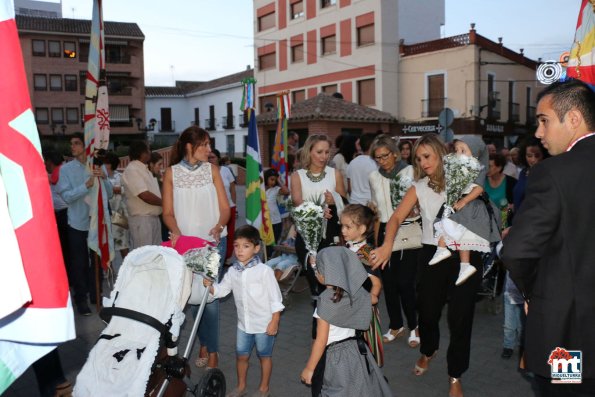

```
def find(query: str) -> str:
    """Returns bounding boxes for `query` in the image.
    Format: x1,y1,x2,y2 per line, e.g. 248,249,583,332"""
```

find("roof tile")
257,93,397,124
16,15,144,38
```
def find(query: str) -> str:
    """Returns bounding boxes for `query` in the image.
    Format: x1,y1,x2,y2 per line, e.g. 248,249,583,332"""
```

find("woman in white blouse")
162,126,230,370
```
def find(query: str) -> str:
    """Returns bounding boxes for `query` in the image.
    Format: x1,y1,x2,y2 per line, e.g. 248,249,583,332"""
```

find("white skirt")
435,218,491,253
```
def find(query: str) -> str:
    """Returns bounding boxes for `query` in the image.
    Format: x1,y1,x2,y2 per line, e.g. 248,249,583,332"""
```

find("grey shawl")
316,247,371,331
454,135,489,184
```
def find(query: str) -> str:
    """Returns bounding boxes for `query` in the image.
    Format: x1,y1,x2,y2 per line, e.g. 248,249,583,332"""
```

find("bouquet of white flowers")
390,174,413,209
183,245,221,280
443,153,482,217
291,201,325,259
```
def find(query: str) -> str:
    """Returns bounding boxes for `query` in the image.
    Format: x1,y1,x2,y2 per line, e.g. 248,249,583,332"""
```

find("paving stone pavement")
5,185,536,396
5,283,535,397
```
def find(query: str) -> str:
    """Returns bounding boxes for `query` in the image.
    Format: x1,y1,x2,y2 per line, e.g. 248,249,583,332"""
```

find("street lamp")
60,124,67,135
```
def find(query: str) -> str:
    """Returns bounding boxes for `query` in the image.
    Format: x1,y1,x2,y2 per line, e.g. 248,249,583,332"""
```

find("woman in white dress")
290,134,347,299
162,126,230,370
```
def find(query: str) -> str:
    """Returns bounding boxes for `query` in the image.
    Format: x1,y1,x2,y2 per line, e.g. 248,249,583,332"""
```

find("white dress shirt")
212,262,284,333
346,155,378,205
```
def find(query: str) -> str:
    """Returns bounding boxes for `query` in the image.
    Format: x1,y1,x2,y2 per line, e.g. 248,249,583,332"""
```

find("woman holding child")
162,126,230,370
371,134,482,397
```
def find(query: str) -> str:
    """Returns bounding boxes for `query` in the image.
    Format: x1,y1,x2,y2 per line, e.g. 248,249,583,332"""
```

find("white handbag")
392,217,423,251
378,173,423,251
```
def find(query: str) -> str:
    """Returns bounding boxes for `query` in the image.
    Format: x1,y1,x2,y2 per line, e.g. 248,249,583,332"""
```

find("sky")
53,0,581,86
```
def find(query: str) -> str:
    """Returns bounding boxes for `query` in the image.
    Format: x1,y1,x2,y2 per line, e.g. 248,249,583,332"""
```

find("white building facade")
145,69,253,156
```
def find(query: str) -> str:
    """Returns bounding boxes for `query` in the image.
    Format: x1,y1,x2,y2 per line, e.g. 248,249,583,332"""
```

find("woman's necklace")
427,178,441,193
306,168,326,183
181,158,202,171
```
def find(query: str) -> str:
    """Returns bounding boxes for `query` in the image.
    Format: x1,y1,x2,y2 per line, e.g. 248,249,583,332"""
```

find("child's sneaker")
455,263,477,286
429,247,452,265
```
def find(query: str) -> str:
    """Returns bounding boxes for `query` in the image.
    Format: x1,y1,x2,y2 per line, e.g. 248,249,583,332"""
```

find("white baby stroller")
74,245,226,396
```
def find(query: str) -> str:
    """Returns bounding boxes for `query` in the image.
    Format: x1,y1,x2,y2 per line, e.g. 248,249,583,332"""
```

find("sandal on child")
195,356,208,368
382,327,405,343
429,248,452,265
408,328,420,348
455,264,477,286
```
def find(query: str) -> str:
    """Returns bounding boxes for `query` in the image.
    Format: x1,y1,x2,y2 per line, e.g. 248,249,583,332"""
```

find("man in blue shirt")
57,133,112,315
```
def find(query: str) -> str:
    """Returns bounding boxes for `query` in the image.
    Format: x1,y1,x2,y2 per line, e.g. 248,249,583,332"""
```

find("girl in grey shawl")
300,246,393,397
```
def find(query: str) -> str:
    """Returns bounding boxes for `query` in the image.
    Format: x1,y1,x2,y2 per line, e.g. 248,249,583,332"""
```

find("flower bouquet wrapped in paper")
291,201,325,262
183,245,221,281
442,153,481,218
389,174,413,208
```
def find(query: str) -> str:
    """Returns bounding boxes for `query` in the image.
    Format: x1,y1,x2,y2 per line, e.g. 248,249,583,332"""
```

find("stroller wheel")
197,368,226,397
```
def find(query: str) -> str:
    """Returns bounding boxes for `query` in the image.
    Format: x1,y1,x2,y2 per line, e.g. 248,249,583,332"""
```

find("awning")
109,105,130,122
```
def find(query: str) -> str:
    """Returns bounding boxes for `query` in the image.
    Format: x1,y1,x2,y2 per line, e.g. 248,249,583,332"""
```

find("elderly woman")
290,134,347,298
371,134,481,397
368,134,420,347
162,126,230,370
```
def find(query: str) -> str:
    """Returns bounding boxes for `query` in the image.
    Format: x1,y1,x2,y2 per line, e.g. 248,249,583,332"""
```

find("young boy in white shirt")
203,225,284,397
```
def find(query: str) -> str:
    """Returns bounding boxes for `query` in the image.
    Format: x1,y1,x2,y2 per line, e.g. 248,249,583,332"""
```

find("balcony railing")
221,115,234,129
526,106,536,125
108,86,133,96
509,102,520,122
421,97,447,118
487,99,501,120
238,114,248,128
158,120,175,132
106,54,131,64
205,118,215,131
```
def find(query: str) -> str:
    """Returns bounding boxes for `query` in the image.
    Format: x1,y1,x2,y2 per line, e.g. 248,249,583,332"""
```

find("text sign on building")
401,123,443,135
485,123,504,133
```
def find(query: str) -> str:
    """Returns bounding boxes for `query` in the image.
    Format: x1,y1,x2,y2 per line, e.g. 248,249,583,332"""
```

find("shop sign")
401,123,443,134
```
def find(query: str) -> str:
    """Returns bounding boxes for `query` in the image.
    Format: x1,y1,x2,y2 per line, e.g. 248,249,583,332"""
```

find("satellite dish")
438,108,454,128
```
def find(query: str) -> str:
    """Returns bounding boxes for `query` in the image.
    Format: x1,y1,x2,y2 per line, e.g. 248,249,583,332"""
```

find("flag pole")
94,253,101,311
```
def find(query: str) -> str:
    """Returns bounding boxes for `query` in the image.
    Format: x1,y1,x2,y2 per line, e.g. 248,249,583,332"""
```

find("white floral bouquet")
183,245,221,281
290,201,325,259
390,174,413,209
443,153,482,217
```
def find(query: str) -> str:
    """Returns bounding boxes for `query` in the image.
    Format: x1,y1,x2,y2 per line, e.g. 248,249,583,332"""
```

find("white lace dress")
172,162,227,243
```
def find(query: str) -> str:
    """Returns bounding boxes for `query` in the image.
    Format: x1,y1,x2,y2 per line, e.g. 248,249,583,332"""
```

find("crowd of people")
38,79,595,397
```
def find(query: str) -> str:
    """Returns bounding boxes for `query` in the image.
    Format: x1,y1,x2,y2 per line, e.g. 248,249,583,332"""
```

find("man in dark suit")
502,79,595,396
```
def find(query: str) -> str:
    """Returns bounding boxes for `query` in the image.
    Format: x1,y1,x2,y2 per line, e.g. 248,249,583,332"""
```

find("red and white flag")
0,1,75,393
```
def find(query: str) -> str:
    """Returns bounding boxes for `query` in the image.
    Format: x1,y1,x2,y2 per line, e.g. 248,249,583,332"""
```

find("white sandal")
408,328,420,348
382,327,405,343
